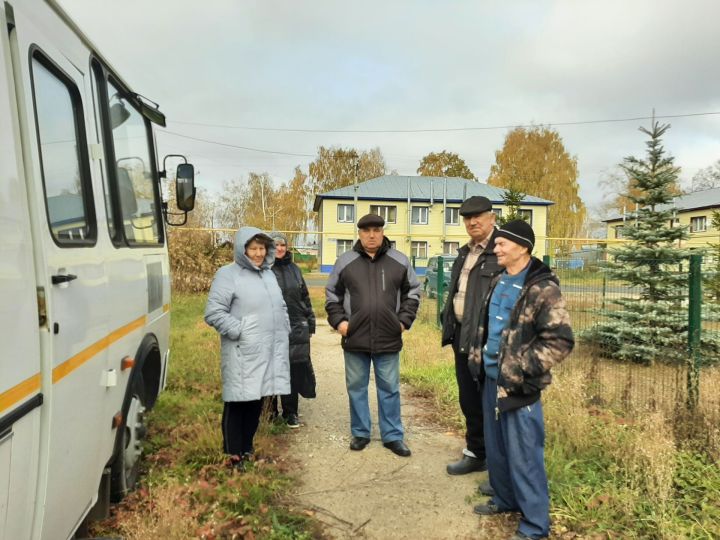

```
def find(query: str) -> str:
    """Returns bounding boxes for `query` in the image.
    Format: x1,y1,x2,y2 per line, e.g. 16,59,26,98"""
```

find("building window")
336,239,353,256
370,205,397,223
518,209,533,225
492,208,502,218
31,53,96,246
445,207,459,225
411,241,428,259
690,216,707,232
443,241,459,254
614,225,624,239
411,206,428,225
337,204,354,223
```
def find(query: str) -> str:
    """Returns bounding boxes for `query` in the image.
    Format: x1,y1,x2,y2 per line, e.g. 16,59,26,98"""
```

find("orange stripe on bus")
0,373,41,414
52,315,147,384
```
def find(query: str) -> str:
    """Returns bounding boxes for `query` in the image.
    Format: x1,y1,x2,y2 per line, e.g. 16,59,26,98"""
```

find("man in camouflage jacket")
469,220,574,540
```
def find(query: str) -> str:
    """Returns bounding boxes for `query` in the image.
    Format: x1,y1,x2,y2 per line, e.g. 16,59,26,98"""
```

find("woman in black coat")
267,232,316,427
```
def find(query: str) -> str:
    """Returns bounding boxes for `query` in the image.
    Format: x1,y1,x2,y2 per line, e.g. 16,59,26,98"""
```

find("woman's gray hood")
234,226,275,270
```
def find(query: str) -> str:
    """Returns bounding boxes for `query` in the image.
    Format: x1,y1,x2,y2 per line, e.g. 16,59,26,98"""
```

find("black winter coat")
440,233,503,354
272,252,315,364
326,238,421,354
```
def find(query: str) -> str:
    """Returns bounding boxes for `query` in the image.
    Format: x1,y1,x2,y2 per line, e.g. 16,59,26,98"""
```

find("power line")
167,110,720,134
158,129,315,157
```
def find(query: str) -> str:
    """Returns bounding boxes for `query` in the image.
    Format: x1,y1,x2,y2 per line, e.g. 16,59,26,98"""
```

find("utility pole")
352,151,359,241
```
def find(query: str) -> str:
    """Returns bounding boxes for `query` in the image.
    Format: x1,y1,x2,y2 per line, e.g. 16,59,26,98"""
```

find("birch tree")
487,126,586,238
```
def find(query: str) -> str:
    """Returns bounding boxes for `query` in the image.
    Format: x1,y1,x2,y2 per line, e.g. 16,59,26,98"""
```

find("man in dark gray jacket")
441,196,503,476
326,213,421,457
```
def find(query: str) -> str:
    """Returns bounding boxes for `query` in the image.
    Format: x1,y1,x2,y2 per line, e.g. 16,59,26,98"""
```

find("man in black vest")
441,196,503,478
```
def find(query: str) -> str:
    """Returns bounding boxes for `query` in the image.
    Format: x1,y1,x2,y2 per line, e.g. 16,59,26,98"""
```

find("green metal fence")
426,253,720,428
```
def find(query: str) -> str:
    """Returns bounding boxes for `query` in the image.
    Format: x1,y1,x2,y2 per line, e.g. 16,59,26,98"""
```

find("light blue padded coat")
204,227,291,401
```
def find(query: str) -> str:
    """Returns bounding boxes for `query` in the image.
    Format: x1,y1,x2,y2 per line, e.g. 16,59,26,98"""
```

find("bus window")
31,53,96,245
106,79,161,245
90,60,117,241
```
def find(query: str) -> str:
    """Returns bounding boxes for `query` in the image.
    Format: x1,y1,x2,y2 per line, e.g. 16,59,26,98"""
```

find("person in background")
325,213,421,457
470,220,574,540
204,227,290,468
265,231,317,428
440,196,502,490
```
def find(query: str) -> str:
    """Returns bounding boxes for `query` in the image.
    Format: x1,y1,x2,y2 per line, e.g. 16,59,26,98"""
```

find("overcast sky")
58,0,720,211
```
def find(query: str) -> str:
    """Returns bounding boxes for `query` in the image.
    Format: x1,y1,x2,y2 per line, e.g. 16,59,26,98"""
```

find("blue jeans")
483,376,549,539
343,351,404,442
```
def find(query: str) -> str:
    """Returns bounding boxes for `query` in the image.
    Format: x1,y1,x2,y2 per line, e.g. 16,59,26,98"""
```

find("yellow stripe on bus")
52,315,147,384
2,314,151,413
0,373,41,414
163,304,170,313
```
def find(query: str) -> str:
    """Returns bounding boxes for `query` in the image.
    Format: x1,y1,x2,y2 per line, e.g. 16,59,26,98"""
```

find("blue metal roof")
313,176,553,211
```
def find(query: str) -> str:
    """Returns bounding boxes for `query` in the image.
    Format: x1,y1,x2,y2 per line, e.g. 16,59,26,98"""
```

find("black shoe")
285,413,300,428
383,440,411,457
477,479,494,496
446,455,487,475
349,436,371,451
473,502,510,516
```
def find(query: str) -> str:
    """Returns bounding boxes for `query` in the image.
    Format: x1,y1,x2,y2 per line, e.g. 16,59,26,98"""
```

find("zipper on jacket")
369,259,376,353
381,268,386,291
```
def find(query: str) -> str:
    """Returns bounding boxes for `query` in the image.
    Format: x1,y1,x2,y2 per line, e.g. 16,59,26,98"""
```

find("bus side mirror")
175,163,195,212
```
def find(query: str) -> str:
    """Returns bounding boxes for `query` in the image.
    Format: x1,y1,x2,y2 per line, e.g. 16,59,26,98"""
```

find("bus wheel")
111,373,147,502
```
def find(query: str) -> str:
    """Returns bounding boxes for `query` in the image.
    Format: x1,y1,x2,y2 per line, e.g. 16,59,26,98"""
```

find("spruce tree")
586,123,690,364
498,186,527,225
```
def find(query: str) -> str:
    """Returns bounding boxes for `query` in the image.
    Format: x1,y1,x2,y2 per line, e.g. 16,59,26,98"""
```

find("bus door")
9,10,111,539
0,7,42,540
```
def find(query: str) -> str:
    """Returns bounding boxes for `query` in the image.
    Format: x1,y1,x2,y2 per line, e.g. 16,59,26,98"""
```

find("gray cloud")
59,0,720,209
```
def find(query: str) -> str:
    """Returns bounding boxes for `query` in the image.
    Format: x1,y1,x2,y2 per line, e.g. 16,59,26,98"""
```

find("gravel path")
284,320,515,539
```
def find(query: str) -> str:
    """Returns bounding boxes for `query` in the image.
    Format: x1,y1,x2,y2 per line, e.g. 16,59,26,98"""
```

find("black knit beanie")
495,220,535,252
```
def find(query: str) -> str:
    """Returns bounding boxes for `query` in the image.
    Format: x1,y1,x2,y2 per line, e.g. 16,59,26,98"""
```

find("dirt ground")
282,320,517,539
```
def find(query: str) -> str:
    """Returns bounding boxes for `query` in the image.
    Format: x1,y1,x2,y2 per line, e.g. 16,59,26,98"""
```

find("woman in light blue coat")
205,227,291,465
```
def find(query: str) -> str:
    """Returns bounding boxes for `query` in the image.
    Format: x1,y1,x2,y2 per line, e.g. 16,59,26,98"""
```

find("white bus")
0,1,195,538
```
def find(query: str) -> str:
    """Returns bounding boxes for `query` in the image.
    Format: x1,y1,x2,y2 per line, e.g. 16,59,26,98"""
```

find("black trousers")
222,400,263,455
452,323,486,460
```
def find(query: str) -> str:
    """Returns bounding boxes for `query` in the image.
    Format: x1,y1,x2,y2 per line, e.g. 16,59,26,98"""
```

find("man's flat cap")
357,213,385,228
459,196,492,216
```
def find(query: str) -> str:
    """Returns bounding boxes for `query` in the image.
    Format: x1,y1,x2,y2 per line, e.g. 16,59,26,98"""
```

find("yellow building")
604,187,720,249
313,176,552,274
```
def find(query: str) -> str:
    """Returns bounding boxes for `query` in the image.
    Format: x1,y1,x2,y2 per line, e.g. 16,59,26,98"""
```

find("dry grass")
557,344,720,456
112,480,199,540
546,368,679,499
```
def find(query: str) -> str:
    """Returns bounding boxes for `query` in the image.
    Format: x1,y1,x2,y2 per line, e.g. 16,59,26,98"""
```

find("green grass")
91,293,316,540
